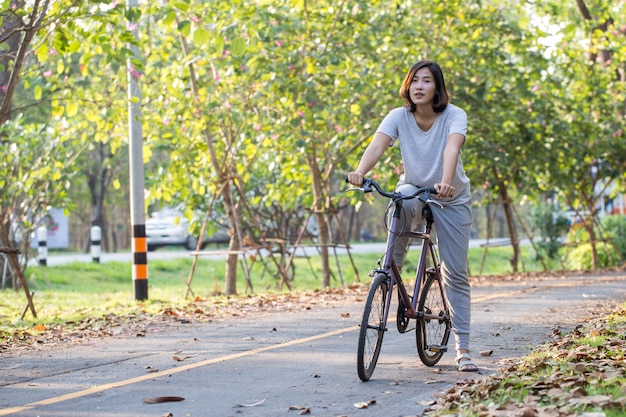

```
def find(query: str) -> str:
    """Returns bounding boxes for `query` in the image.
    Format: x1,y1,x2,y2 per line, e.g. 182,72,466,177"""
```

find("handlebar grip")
345,175,369,187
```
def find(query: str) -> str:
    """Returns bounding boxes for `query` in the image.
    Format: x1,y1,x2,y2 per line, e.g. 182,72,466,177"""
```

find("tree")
136,1,407,292
423,1,555,273
134,0,581,286
0,1,131,281
534,0,626,268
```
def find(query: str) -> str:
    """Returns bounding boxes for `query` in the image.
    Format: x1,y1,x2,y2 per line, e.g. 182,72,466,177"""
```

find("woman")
347,59,476,372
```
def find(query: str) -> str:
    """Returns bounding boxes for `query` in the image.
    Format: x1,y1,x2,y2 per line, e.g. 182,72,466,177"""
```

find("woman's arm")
347,133,392,186
435,132,465,197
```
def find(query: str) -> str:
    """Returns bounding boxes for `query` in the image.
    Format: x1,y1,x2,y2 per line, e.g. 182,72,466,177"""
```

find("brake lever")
426,198,444,209
346,185,374,193
346,186,365,192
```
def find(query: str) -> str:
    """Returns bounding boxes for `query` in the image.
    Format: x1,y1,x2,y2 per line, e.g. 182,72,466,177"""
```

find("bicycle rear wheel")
357,273,388,381
415,270,451,366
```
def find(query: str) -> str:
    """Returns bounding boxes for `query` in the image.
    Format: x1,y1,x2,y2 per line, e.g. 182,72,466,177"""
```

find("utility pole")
127,0,148,300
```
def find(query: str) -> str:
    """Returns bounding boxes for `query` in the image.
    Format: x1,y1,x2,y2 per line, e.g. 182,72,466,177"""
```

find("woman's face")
409,67,437,106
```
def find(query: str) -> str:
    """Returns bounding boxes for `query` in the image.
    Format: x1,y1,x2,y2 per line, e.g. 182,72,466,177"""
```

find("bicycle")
347,178,452,381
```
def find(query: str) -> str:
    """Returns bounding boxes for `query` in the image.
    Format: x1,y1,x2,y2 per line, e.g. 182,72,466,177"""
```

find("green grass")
0,245,558,331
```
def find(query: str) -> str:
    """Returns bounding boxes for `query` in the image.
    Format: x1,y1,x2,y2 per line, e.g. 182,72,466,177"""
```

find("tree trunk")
179,28,243,295
307,149,331,287
222,181,240,295
84,142,110,252
495,172,521,273
584,216,599,269
504,205,520,272
0,1,23,130
0,1,49,126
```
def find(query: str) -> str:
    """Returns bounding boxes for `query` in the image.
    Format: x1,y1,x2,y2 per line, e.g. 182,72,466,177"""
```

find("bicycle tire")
415,270,451,366
357,273,388,381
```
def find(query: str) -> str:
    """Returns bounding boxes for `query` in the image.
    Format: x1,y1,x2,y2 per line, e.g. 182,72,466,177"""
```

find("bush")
566,222,589,245
566,242,620,270
528,204,569,260
601,215,626,260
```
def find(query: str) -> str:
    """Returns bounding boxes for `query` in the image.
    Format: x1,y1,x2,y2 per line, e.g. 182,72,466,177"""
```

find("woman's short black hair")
399,60,450,113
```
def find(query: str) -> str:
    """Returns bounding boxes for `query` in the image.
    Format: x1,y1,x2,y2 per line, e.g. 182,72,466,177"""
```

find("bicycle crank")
396,295,412,333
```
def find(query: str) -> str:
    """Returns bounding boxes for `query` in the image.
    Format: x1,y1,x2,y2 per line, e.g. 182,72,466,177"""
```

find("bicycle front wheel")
415,271,451,367
357,273,388,381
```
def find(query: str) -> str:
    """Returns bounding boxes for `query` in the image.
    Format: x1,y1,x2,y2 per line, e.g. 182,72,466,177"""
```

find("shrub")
601,215,626,260
528,204,569,260
566,242,620,270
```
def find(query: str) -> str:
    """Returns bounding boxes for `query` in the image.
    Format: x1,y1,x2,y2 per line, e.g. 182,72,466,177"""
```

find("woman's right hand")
346,172,364,187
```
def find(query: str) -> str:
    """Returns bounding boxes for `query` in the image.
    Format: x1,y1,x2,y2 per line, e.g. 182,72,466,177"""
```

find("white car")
145,208,230,251
146,208,196,251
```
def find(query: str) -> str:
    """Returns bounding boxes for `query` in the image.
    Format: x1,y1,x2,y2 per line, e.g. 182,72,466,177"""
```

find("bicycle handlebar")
345,177,441,206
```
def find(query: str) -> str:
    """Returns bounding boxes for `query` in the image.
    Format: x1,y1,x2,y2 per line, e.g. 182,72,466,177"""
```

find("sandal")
456,353,479,372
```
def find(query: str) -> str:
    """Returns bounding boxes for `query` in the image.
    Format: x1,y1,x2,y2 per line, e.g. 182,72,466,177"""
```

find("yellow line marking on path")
473,290,531,303
472,274,626,304
0,325,359,416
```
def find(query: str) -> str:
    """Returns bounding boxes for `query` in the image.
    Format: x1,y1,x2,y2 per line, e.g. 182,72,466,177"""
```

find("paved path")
1,272,624,417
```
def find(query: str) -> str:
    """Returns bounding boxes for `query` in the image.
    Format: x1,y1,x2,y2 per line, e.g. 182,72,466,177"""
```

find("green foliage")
565,215,626,270
567,223,591,246
527,203,569,259
566,242,619,270
530,0,626,233
0,118,77,255
1,0,137,270
2,0,626,290
13,1,131,125
601,215,626,260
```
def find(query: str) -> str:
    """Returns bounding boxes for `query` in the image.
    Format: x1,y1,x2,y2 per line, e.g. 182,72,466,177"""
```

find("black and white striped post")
90,225,101,263
36,226,47,266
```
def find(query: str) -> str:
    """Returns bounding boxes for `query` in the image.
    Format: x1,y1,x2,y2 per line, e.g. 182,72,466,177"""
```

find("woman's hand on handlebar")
434,182,455,198
347,172,365,187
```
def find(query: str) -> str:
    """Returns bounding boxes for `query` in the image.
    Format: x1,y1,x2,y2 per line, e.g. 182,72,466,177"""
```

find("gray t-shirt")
376,104,471,205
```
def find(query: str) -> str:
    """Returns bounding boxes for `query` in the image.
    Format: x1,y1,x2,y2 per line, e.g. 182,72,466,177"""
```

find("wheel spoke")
416,270,451,366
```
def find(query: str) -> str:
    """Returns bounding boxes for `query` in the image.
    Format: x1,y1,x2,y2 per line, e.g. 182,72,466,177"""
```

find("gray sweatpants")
390,184,473,352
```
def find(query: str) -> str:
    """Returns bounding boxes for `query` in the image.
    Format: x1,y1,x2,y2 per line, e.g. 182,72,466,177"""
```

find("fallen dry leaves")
142,396,185,404
424,306,626,417
288,405,312,415
0,284,369,354
0,272,538,354
354,399,377,409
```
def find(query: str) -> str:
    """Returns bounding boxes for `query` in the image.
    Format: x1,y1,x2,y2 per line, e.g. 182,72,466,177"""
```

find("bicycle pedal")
427,345,448,353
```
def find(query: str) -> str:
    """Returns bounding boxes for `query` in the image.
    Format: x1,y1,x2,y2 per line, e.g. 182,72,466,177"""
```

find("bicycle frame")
378,198,442,328
353,178,452,380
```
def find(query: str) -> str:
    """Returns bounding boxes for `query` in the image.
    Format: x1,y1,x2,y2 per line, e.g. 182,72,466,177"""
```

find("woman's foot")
455,352,478,372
